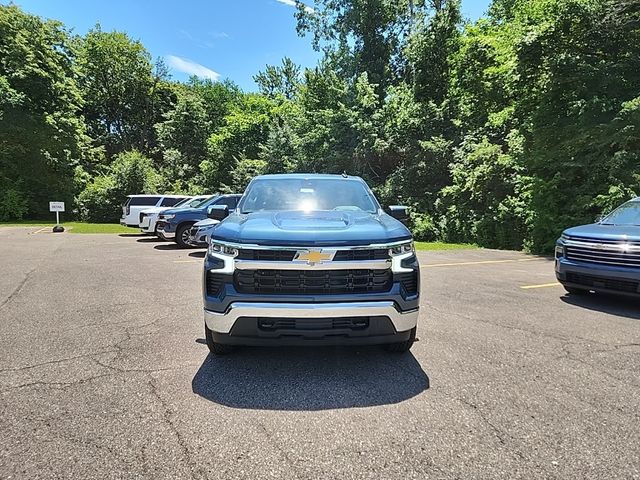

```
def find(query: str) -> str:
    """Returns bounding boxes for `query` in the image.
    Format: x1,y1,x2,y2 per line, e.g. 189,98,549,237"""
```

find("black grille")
566,272,639,293
257,317,370,331
396,271,418,296
333,249,389,261
236,249,296,261
234,269,392,295
206,272,226,296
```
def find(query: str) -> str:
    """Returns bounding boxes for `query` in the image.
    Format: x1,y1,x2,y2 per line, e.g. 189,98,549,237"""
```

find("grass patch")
414,241,478,251
0,221,133,234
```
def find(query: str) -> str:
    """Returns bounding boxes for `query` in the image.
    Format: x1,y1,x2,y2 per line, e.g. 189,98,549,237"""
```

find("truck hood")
211,210,411,246
141,206,171,215
160,207,203,216
193,218,220,228
563,223,640,241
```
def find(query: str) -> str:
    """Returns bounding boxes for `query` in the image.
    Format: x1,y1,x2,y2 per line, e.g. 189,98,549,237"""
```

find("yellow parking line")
520,282,561,289
32,227,49,234
423,258,539,268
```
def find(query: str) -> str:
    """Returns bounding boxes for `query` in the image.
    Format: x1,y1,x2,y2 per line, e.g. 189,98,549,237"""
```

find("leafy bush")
76,150,159,222
0,186,29,221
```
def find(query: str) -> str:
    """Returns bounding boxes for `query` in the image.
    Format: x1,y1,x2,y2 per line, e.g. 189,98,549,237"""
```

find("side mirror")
386,205,409,222
595,214,604,223
208,205,229,221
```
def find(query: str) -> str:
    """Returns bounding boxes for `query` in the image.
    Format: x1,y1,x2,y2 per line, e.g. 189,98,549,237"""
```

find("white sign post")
49,202,65,232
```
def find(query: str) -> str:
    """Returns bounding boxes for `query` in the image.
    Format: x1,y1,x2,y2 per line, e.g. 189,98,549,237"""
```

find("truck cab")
156,194,241,248
201,174,420,355
555,198,640,296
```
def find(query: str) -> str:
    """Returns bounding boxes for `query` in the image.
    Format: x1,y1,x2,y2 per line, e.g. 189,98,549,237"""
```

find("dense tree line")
1,1,638,252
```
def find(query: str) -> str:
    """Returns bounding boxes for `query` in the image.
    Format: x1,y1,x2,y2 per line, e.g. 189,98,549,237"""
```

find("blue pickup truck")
556,198,640,296
201,174,420,355
156,194,241,248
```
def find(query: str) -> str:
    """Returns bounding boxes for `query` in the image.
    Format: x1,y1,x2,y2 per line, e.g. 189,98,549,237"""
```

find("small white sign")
49,202,65,212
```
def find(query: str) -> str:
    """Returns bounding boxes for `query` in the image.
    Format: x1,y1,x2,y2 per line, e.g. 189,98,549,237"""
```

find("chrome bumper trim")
157,228,175,239
204,301,419,334
234,259,392,271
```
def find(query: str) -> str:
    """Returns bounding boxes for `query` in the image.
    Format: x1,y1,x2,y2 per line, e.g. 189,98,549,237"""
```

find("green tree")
0,5,88,218
77,25,171,158
254,57,302,100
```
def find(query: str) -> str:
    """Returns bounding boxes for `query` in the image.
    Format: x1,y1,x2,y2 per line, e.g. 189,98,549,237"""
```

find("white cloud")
210,31,230,39
276,0,314,14
165,55,220,80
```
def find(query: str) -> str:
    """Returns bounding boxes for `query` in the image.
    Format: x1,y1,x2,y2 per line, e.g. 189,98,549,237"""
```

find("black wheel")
175,223,194,248
564,286,589,295
205,323,235,355
383,327,416,353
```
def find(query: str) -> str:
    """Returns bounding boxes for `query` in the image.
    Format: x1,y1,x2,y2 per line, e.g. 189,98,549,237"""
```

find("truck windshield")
600,201,640,225
240,178,379,214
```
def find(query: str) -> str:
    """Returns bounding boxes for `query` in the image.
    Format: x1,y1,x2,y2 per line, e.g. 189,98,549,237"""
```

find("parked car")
120,195,188,228
556,197,640,297
201,173,419,355
139,196,209,235
187,218,219,247
156,194,242,248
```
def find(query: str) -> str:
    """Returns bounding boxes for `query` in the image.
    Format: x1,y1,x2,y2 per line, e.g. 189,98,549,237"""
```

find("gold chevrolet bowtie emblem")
296,250,334,264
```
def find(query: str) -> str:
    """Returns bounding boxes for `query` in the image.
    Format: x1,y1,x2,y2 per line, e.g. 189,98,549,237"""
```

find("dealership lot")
0,227,638,479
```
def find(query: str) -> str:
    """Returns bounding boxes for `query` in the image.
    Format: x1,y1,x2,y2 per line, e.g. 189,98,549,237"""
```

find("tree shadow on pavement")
561,292,640,320
137,237,164,243
192,346,429,410
154,243,182,251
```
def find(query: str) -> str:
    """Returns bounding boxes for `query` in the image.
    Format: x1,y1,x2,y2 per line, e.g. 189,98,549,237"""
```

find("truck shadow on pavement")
561,293,640,320
191,346,429,410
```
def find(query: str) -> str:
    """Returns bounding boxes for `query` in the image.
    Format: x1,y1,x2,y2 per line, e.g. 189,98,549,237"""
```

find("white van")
120,195,188,228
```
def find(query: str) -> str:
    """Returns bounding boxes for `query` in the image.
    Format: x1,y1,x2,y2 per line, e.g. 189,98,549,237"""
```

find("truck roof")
253,173,363,181
125,194,187,198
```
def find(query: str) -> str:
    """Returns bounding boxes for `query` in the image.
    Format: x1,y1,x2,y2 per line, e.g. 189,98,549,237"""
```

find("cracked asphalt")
1,227,639,479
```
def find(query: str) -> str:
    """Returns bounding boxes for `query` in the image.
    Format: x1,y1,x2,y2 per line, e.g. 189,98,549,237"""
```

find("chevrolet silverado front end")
201,174,420,354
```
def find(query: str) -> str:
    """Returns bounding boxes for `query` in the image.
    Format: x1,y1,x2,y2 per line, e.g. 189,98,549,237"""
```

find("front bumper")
188,226,212,247
556,256,640,296
140,215,158,233
205,301,418,346
205,301,418,333
202,241,420,345
156,221,176,240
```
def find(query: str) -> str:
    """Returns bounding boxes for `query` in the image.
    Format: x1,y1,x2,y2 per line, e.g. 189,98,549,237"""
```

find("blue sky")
13,0,491,91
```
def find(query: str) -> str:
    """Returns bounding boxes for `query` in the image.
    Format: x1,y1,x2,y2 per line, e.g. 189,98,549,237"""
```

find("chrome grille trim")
564,238,640,267
235,259,391,271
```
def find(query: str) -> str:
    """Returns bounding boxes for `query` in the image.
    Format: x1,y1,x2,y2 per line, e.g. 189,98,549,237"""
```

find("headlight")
161,214,175,220
555,245,564,258
389,241,414,256
209,242,238,257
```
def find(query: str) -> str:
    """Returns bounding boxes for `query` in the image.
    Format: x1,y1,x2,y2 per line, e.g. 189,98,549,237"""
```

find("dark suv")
156,194,241,248
201,174,420,355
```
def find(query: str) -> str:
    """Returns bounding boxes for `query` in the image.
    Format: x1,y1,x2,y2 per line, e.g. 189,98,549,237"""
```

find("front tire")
175,223,194,248
205,323,235,355
383,327,416,353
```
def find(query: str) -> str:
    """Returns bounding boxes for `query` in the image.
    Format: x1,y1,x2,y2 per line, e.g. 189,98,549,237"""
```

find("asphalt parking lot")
1,227,639,479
